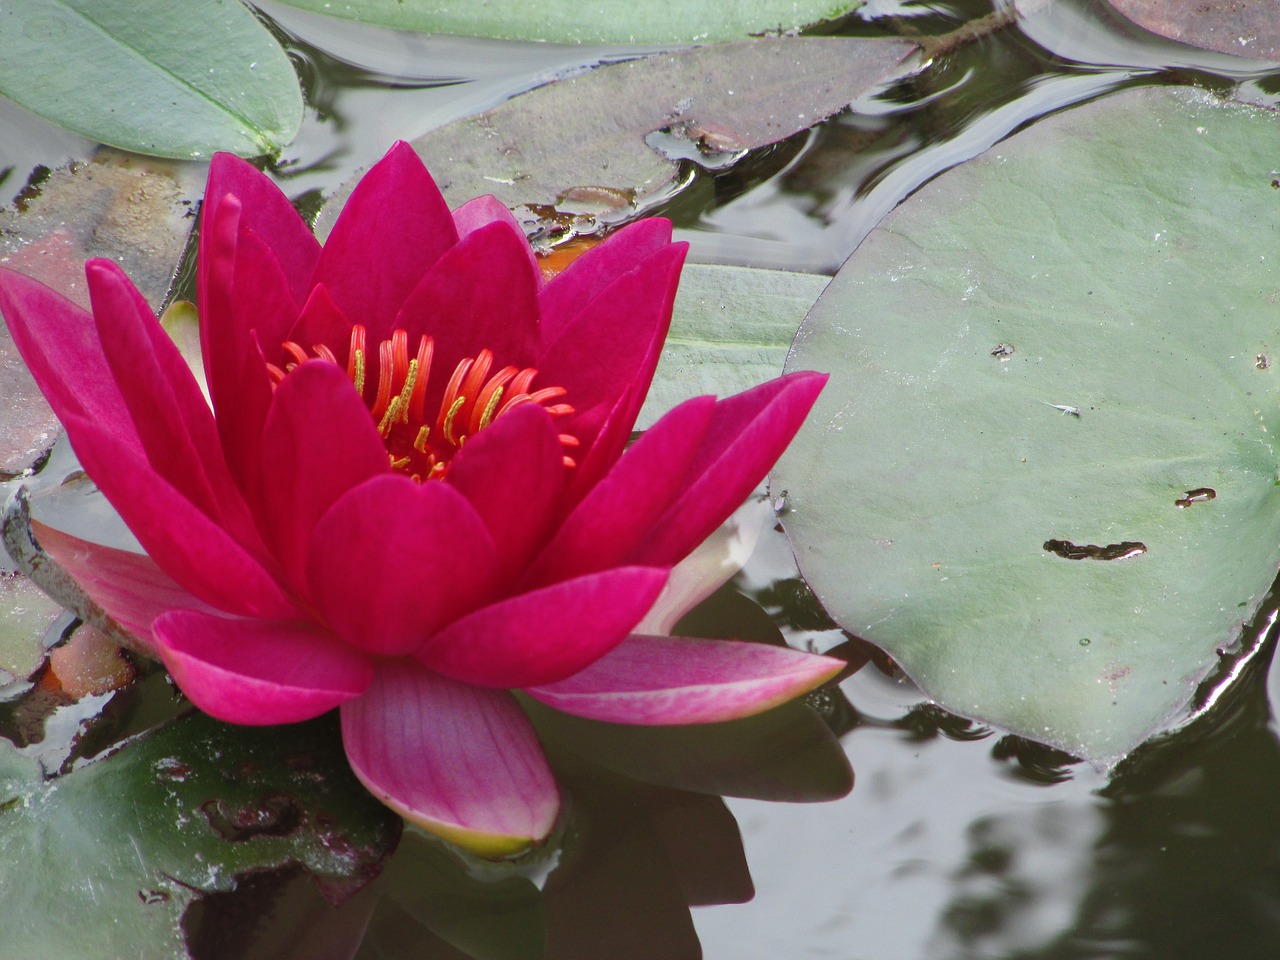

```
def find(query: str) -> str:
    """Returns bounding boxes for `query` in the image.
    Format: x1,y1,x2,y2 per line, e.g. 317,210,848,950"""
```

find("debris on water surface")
1040,400,1081,417
990,342,1015,359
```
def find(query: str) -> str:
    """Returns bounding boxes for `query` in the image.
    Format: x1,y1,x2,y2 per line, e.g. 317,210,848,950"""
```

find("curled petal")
203,152,321,308
341,663,559,856
154,610,373,725
416,568,668,688
525,634,844,725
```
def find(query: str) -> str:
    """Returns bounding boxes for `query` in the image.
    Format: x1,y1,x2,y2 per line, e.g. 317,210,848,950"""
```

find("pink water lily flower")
0,142,839,855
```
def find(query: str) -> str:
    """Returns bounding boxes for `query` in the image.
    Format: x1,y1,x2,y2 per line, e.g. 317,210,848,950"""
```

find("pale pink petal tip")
153,610,373,725
342,664,559,857
526,635,845,726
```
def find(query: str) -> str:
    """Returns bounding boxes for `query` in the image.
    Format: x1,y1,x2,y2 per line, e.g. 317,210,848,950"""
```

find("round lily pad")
776,85,1280,764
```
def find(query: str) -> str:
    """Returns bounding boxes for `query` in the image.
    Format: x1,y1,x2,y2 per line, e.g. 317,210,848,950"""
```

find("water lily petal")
416,567,668,688
85,260,252,537
284,283,355,366
198,193,288,497
154,610,372,725
525,634,844,725
538,218,674,342
204,152,321,308
630,372,828,567
0,267,143,458
530,395,716,585
308,475,499,656
260,361,389,591
392,219,542,381
315,141,458,343
33,520,217,658
341,662,559,856
452,194,541,274
64,414,301,621
539,243,687,453
445,403,565,580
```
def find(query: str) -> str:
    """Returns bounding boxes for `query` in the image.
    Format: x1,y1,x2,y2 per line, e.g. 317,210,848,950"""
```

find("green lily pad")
775,86,1280,764
0,573,65,684
640,264,828,429
0,711,401,958
271,0,864,45
0,0,302,159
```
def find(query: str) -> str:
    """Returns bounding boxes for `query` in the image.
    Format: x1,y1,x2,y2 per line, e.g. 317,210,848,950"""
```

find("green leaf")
640,264,828,429
1106,0,1280,60
776,86,1280,764
0,711,401,958
0,0,302,158
271,0,864,44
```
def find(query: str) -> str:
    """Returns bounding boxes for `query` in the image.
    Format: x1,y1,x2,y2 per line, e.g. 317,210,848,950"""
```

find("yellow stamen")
413,425,431,453
353,349,366,396
442,396,467,447
478,386,505,430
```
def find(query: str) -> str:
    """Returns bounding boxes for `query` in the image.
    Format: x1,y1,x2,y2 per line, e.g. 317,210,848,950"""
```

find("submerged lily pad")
776,86,1280,764
1106,0,1280,61
0,0,302,158
319,37,915,234
272,0,864,45
0,711,400,958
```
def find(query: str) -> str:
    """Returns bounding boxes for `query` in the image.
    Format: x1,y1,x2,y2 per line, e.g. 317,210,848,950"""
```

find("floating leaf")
319,37,915,233
640,264,828,429
776,86,1280,764
0,0,302,158
1106,0,1280,61
0,711,401,958
271,0,864,45
0,573,64,685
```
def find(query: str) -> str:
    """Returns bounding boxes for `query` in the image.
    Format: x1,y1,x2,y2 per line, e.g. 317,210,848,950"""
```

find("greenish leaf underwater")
776,85,1280,764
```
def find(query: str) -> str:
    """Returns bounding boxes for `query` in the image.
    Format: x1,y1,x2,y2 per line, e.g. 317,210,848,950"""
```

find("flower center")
267,326,578,481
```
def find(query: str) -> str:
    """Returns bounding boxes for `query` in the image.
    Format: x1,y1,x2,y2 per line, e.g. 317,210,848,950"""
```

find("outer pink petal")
392,220,541,384
538,218,674,343
444,403,565,581
529,395,715,586
525,635,844,725
630,372,828,568
314,141,458,343
451,194,541,277
154,610,373,725
341,662,559,856
203,152,322,308
0,267,143,458
65,415,301,621
86,260,252,537
307,475,499,656
33,520,219,658
259,361,389,590
415,567,668,688
538,243,686,454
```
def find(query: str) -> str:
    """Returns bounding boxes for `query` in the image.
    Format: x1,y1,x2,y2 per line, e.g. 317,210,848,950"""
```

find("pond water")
3,1,1280,957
